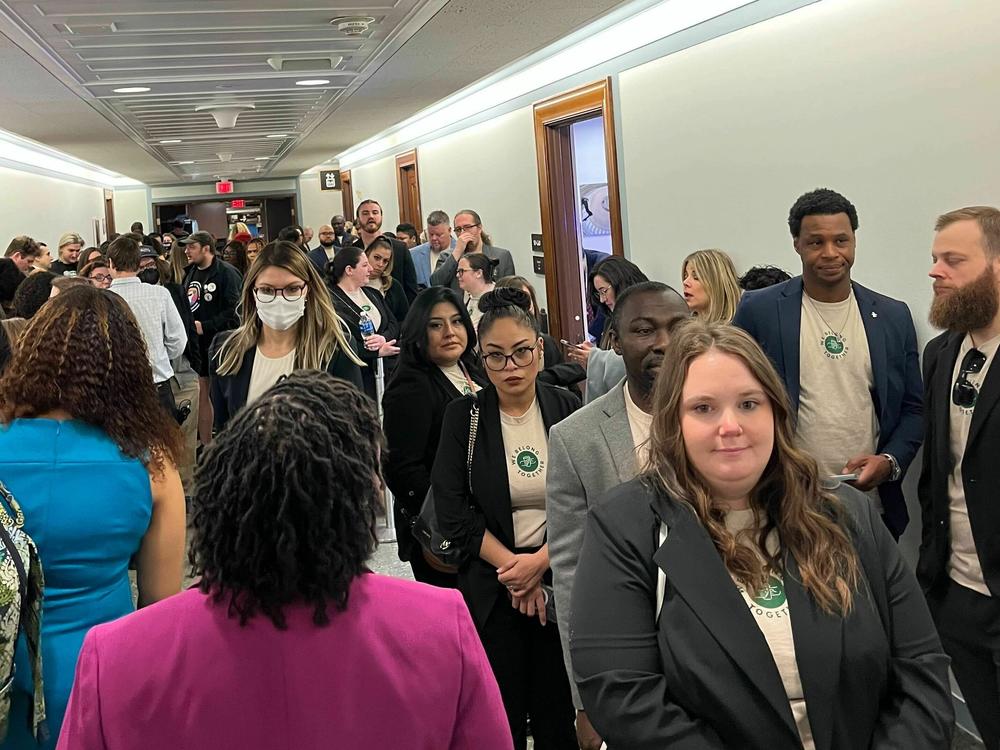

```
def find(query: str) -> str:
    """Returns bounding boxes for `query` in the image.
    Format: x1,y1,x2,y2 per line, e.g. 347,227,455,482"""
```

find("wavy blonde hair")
646,320,860,615
215,241,363,376
365,237,395,292
682,249,742,323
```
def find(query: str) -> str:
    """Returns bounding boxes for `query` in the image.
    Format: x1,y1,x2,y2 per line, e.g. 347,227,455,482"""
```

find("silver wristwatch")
881,453,901,482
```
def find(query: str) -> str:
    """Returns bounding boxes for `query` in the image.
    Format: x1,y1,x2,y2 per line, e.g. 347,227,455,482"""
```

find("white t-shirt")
500,398,548,548
439,363,480,396
726,509,816,750
624,383,653,470
346,287,381,331
947,332,1000,595
247,347,295,406
796,292,880,507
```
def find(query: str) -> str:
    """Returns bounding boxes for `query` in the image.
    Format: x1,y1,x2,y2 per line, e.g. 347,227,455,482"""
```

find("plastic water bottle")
358,310,376,339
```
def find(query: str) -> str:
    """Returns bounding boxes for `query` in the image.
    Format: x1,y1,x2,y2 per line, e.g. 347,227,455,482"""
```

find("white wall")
112,186,152,235
418,107,545,305
350,157,400,229
298,172,343,233
0,164,105,247
619,0,1000,348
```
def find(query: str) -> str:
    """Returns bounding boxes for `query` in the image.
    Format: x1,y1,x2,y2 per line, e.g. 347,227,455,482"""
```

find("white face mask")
256,295,306,331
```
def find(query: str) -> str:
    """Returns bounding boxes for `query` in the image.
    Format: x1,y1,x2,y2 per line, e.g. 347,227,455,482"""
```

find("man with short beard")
919,205,1000,750
307,224,339,274
351,199,418,303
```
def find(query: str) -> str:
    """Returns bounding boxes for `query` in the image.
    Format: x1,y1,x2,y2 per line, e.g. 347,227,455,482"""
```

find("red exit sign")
230,199,246,209
215,180,234,194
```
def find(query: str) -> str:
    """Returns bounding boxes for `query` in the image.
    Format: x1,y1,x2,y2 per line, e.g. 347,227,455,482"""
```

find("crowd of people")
0,187,996,750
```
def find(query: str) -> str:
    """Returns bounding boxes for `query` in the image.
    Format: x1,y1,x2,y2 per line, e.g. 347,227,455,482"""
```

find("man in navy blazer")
733,188,922,539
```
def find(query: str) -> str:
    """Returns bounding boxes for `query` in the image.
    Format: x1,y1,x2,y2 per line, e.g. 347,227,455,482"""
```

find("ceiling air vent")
331,16,375,36
266,56,343,72
194,101,255,129
55,22,120,35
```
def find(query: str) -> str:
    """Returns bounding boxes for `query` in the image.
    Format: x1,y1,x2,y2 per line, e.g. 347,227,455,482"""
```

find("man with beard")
351,199,418,303
733,188,923,539
547,282,689,750
919,206,1000,750
307,224,340,274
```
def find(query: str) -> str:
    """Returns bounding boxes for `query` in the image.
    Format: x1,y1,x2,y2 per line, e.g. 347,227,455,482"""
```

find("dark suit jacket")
432,382,580,629
208,331,363,430
329,284,399,400
732,276,923,536
307,245,337,276
352,236,419,303
917,331,1000,596
383,359,488,561
570,479,953,750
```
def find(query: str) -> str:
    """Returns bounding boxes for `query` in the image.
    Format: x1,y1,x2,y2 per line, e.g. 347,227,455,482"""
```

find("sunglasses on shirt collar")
952,348,987,409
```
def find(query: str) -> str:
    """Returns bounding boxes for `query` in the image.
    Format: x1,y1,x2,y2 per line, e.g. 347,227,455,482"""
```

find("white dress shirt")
110,276,187,383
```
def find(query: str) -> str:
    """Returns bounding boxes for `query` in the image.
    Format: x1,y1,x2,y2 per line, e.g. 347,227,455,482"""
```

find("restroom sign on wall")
319,170,341,191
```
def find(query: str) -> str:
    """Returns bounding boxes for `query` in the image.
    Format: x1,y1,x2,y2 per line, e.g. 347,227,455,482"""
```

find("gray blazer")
584,347,626,404
430,245,516,290
546,381,638,709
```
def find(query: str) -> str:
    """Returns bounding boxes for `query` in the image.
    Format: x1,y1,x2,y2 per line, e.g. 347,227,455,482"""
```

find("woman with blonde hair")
365,236,408,323
570,320,953,749
681,249,742,323
228,222,252,244
209,241,363,429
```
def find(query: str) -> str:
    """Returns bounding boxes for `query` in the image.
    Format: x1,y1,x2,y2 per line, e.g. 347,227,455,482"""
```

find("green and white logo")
512,446,543,477
752,576,786,609
821,333,848,360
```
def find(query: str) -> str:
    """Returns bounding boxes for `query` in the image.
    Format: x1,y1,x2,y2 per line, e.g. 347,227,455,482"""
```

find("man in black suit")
919,205,1000,749
351,199,419,304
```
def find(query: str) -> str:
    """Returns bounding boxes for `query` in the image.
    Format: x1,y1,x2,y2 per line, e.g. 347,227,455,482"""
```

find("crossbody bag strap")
466,403,480,495
0,483,29,692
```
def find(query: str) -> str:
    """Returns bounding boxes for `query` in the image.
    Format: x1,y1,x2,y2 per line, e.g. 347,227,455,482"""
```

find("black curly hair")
11,272,56,319
788,188,859,238
189,370,384,630
739,265,792,291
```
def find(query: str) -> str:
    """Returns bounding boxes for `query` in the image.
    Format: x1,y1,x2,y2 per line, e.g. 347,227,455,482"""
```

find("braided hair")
189,371,384,629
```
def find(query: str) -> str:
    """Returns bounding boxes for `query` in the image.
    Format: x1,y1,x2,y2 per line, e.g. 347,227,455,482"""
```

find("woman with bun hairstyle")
457,252,497,331
432,287,580,749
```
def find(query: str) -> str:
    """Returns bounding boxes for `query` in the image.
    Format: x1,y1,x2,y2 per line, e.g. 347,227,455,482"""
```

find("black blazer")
352,236,419,303
382,359,488,561
538,333,586,391
329,284,400,400
431,382,581,629
570,479,953,750
917,330,1000,596
208,331,363,430
379,280,409,326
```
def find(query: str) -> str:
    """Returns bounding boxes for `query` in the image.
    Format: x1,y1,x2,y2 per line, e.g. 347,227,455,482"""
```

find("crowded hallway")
0,0,999,748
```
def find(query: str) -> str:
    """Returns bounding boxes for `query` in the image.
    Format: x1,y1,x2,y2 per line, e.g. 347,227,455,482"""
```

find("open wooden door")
533,78,624,343
340,170,354,220
395,150,422,228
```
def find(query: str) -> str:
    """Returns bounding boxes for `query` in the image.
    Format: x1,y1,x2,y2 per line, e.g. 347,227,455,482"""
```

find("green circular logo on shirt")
823,334,844,355
752,576,786,609
516,450,539,473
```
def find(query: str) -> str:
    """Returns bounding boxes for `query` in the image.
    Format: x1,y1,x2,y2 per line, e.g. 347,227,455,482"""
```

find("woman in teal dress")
0,285,187,748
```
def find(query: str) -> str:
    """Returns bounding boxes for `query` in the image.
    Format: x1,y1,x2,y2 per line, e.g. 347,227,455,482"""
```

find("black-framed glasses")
254,284,306,303
455,223,480,234
952,348,987,409
483,345,536,372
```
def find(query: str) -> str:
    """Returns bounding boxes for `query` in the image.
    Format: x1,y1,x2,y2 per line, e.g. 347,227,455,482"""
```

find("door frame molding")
339,169,354,220
395,149,422,228
533,77,623,342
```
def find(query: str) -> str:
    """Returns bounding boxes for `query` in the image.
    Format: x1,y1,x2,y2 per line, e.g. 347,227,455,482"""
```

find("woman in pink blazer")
57,372,512,750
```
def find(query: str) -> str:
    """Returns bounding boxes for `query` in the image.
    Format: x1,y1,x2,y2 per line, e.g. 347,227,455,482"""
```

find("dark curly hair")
189,371,384,630
0,285,184,475
788,188,859,238
11,272,56,319
739,265,792,291
477,287,540,341
0,258,25,311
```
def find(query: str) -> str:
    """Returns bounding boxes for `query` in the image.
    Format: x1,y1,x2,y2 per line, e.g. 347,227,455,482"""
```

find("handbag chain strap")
466,404,480,494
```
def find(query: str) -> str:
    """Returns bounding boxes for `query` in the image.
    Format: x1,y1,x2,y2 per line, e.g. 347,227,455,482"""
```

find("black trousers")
478,589,576,750
929,580,1000,749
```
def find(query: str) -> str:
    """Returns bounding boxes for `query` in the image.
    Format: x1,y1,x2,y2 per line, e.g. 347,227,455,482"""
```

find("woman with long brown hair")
569,320,953,749
0,285,186,748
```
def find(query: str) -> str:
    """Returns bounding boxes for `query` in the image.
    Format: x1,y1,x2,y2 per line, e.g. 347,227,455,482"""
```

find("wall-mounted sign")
531,233,543,254
215,180,234,195
320,170,341,191
230,199,246,209
532,255,545,275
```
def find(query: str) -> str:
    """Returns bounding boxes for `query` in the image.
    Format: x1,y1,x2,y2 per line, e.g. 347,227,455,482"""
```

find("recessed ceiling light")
295,79,330,86
174,161,194,165
266,134,288,139
254,157,271,161
113,86,151,93
159,139,182,144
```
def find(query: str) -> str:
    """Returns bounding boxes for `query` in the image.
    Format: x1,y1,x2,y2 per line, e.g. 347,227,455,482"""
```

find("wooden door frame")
339,169,354,220
533,77,624,343
395,149,422,228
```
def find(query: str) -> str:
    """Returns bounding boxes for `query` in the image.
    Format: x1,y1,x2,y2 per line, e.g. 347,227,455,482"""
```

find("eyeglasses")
483,345,537,372
953,348,987,408
455,268,470,277
254,284,306,303
596,285,612,300
91,274,113,283
455,223,480,234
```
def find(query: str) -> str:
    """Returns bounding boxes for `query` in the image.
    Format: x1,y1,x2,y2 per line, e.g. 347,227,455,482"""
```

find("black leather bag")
411,401,480,570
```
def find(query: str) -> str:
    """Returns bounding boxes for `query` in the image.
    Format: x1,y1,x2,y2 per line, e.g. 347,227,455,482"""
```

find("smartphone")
560,339,583,349
828,473,860,483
